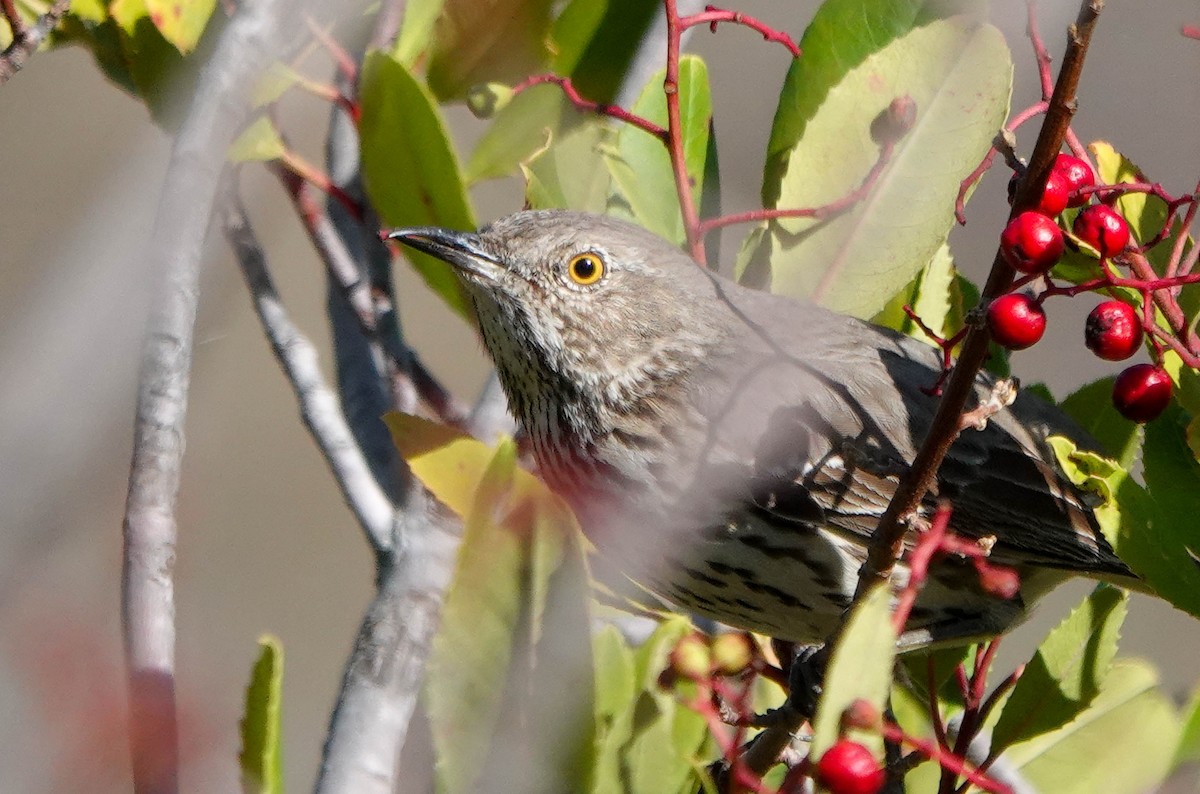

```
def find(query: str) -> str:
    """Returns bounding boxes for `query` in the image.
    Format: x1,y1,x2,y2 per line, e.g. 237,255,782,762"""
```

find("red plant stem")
699,140,895,235
1183,24,1200,40
880,722,1012,794
305,14,357,83
1166,178,1200,278
955,101,1050,224
926,658,951,750
663,0,705,264
1025,1,1055,99
510,74,668,141
278,150,363,221
680,6,801,57
296,79,361,125
1,0,23,37
890,502,952,633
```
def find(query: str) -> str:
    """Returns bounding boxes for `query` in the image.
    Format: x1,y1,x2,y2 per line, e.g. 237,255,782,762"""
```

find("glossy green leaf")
550,0,607,74
228,116,286,163
569,0,660,105
1059,376,1144,470
607,55,711,247
69,0,107,23
1050,434,1200,619
239,635,284,794
144,0,215,53
109,0,192,121
748,19,1011,319
989,586,1126,751
1003,659,1178,794
394,0,445,67
522,121,612,213
762,0,982,205
873,242,958,343
359,50,475,318
388,414,595,794
426,0,556,100
811,584,896,757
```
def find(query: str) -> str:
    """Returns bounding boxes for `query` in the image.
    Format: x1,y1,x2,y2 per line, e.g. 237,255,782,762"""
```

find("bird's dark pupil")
575,257,596,279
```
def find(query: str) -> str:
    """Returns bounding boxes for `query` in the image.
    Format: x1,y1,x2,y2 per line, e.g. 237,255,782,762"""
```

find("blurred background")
1,1,1198,790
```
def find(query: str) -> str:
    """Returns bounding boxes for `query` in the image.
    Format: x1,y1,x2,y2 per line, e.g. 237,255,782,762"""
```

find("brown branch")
0,0,69,86
851,0,1104,602
742,1,1105,778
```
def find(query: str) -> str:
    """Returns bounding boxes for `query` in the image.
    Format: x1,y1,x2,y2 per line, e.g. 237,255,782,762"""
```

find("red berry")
1073,204,1130,258
1052,153,1095,207
1034,169,1071,216
1112,364,1173,423
817,740,885,794
1085,300,1143,361
987,294,1046,350
1000,212,1064,274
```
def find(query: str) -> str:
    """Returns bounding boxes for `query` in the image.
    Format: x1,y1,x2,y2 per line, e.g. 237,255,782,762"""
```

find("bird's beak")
387,227,501,281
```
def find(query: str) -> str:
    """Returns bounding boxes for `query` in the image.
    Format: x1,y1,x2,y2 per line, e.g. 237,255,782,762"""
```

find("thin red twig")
278,150,363,222
1183,24,1200,40
664,0,705,264
680,5,801,58
510,74,668,141
305,15,357,83
955,102,1048,224
1025,1,1055,99
699,140,896,235
881,721,1012,794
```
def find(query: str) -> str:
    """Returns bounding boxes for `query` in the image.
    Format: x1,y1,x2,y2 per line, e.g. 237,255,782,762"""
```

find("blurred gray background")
1,1,1198,791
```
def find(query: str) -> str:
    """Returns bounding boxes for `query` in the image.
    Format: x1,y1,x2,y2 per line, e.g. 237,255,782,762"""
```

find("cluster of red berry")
985,154,1173,422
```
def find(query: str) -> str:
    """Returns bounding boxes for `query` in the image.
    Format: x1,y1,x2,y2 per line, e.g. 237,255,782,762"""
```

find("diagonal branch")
223,184,396,552
0,0,69,86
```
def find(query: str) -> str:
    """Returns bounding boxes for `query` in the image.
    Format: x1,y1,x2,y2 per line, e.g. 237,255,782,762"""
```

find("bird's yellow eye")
567,252,606,286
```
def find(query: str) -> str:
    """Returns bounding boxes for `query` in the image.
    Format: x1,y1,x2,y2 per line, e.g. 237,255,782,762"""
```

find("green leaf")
811,584,896,757
762,0,983,205
873,242,958,343
394,0,445,67
748,19,1011,319
989,586,1126,751
228,117,286,163
621,618,707,794
550,0,608,74
390,415,595,794
607,55,711,247
522,121,613,213
239,635,284,794
1059,376,1144,470
1049,434,1200,619
359,50,475,319
144,0,215,53
425,0,557,100
568,0,661,105
1175,681,1200,767
468,86,570,183
1003,659,1178,794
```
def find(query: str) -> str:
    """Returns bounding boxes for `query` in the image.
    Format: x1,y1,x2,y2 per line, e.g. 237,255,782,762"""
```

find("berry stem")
880,721,1012,794
663,0,706,265
955,101,1048,225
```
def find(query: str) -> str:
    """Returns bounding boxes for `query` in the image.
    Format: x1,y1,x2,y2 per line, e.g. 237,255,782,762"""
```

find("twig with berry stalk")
850,0,1104,604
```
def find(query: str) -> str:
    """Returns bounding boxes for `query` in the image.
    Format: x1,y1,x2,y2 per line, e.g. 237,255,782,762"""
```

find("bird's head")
389,210,728,420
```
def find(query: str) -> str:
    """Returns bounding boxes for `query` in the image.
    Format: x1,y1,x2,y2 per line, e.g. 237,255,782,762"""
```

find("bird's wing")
704,300,1130,577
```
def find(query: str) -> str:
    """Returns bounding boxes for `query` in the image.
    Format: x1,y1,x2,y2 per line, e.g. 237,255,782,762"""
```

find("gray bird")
390,210,1134,648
